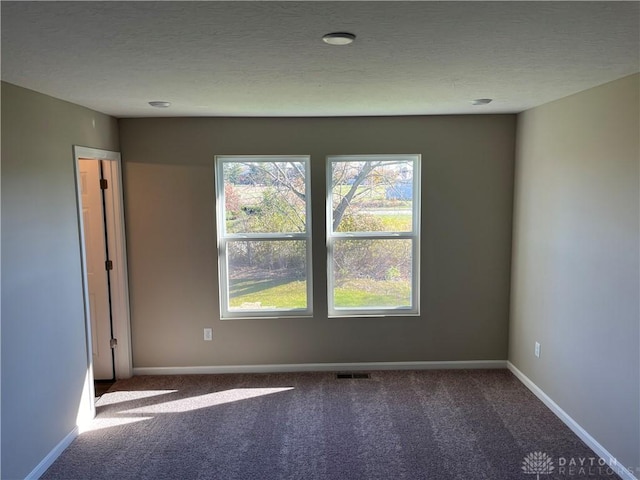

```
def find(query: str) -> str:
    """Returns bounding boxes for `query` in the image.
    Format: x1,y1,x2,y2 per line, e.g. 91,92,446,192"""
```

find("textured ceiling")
1,1,638,117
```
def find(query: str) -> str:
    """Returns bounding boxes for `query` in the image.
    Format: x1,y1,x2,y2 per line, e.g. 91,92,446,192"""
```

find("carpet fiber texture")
42,370,622,479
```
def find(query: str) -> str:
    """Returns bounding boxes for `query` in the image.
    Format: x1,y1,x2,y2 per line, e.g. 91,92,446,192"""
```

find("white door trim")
74,146,133,380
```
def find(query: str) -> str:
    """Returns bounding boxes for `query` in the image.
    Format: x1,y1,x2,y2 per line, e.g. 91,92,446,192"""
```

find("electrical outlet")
534,342,541,358
204,328,213,341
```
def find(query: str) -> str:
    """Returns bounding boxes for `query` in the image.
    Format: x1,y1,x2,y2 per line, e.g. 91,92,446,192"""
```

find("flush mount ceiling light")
471,98,493,106
322,32,356,46
148,101,171,108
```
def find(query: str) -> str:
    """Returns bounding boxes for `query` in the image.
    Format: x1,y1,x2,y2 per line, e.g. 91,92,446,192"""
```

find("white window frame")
215,155,313,319
326,154,421,317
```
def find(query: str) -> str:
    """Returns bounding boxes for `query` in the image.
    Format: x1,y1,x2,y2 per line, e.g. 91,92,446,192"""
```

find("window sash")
216,155,312,319
326,154,421,317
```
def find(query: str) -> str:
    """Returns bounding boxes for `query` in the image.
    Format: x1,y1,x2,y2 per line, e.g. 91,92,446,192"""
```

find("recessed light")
471,98,493,106
322,32,356,46
148,101,171,108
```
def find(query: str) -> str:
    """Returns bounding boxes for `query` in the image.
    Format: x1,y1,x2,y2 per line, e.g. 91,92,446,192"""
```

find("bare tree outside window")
216,154,420,318
216,156,312,317
328,155,420,315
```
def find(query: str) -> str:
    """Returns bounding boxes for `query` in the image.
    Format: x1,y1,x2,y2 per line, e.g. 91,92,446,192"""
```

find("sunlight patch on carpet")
97,390,178,407
79,416,154,434
120,387,294,414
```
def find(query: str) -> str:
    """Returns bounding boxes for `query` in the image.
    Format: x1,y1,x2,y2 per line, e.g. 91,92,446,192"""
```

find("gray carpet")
42,370,621,479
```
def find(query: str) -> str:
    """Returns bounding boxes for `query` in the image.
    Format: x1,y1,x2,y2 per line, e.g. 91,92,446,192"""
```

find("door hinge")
110,338,118,348
100,178,108,190
105,260,113,271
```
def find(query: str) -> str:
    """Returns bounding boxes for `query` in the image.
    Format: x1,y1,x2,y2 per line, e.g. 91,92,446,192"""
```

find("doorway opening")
73,146,132,406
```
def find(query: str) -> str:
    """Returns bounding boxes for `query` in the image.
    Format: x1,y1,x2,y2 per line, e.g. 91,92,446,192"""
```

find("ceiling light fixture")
148,101,171,108
322,32,356,46
471,98,493,106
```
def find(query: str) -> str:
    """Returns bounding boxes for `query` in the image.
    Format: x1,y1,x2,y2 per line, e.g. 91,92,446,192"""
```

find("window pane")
331,160,414,233
227,240,307,310
332,239,413,309
223,161,307,234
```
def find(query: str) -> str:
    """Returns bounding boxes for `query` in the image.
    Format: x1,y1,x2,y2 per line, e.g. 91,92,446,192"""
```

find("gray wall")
510,74,640,473
119,115,516,368
1,82,119,479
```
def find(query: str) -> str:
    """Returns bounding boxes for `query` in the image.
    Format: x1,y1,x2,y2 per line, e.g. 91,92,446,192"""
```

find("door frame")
74,146,133,383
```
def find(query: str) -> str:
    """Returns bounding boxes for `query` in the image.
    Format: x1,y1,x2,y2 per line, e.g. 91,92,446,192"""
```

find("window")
215,156,312,318
327,155,420,316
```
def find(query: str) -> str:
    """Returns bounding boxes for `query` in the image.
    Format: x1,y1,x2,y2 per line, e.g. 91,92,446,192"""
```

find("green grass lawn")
377,213,412,232
229,278,307,309
334,279,411,308
229,277,410,310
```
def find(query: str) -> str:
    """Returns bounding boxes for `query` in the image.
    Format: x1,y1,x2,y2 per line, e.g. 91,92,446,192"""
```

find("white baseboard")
507,362,638,480
133,360,507,376
25,426,78,480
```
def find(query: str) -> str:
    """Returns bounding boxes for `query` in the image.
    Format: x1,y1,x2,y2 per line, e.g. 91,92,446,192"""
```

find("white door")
79,159,114,380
